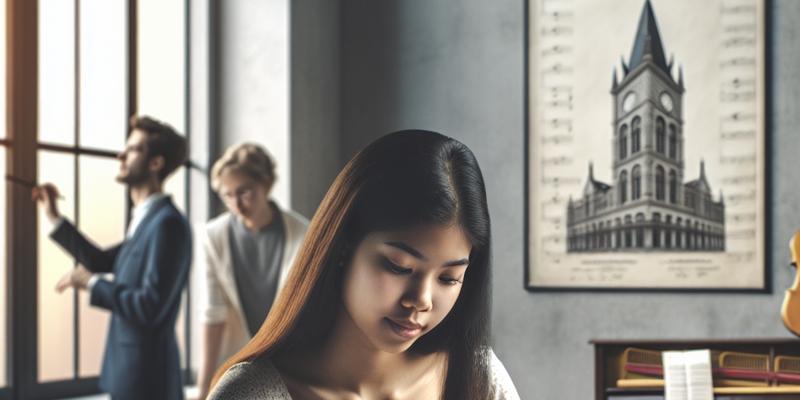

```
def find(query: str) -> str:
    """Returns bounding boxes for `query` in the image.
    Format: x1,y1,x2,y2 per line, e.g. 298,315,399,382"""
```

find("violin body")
781,232,800,336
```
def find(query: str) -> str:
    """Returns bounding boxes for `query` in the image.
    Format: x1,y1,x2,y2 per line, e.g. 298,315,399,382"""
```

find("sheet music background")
528,0,765,288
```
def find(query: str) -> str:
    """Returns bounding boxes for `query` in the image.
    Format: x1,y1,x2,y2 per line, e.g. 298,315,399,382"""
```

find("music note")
720,57,756,67
721,174,756,185
546,117,573,130
541,155,573,166
728,212,756,223
727,228,756,239
721,5,756,15
721,112,756,122
542,63,574,75
722,36,756,48
720,129,755,139
541,25,574,36
540,133,573,144
541,44,573,57
542,10,574,20
726,190,756,204
541,176,580,185
720,91,755,102
720,154,756,164
723,23,756,33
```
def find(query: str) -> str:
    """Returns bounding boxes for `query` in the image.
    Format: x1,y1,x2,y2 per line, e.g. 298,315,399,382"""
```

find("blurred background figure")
194,143,308,400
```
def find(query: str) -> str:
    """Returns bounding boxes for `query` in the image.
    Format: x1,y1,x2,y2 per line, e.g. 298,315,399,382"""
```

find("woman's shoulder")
207,357,292,400
487,348,522,400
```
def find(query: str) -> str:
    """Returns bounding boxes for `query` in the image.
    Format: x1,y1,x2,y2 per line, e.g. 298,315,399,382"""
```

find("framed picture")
525,0,768,290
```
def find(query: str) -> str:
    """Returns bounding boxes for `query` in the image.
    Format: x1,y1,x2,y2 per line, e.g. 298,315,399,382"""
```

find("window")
631,116,641,153
619,170,628,204
669,169,677,204
655,165,665,201
632,165,641,200
669,124,677,159
4,0,206,397
619,124,628,160
655,116,665,154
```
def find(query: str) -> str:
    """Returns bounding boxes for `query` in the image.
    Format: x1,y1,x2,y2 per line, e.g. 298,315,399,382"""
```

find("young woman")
195,143,309,399
208,130,519,399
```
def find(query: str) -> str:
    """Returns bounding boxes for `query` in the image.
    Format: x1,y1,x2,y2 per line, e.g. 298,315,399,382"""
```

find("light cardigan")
208,349,521,400
199,205,309,366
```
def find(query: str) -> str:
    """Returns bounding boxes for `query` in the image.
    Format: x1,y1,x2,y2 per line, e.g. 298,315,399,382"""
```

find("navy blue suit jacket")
51,196,192,400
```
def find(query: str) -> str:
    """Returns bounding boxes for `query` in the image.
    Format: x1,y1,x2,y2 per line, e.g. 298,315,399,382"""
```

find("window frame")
4,0,200,398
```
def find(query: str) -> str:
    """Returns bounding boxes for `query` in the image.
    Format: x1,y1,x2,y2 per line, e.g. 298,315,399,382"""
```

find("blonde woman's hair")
210,143,276,191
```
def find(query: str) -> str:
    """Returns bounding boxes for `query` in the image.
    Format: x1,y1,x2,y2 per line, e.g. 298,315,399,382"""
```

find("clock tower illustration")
566,0,726,253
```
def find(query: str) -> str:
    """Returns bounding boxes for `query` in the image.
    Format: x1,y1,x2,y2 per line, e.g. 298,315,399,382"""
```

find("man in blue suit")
32,115,192,400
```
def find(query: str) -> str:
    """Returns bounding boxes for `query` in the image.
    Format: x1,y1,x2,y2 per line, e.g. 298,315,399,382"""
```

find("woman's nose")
400,276,433,312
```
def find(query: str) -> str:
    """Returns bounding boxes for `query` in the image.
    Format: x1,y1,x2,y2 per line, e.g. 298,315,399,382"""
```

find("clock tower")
610,0,685,206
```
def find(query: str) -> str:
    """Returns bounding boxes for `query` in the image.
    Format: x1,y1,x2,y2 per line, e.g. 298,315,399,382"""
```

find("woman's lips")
384,318,423,339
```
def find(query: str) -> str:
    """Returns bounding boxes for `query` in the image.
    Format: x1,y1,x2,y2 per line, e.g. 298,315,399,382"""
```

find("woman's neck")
279,309,443,398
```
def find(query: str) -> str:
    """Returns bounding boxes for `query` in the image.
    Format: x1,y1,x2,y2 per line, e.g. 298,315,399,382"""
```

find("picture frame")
524,0,769,291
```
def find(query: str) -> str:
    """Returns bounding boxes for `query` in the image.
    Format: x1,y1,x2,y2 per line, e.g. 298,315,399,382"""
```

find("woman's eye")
439,276,463,286
381,258,412,275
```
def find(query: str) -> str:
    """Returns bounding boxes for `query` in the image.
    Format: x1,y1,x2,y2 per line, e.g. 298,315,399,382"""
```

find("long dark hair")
212,130,493,399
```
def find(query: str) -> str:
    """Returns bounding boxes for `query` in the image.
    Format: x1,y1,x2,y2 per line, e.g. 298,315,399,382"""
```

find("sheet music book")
663,350,714,400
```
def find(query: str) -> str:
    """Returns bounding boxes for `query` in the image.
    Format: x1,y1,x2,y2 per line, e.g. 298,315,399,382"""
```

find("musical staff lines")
717,0,761,255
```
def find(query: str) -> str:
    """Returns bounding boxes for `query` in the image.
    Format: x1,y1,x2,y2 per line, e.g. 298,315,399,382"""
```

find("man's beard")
116,162,151,185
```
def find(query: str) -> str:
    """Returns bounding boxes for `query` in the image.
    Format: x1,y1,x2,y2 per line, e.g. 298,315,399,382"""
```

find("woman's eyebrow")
385,242,427,260
442,259,469,267
384,242,469,267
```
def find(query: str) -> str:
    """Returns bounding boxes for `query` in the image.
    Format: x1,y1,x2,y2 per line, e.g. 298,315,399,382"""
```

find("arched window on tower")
632,165,641,200
619,170,628,204
655,165,665,201
619,124,628,160
656,116,665,154
631,116,641,153
669,169,677,204
668,124,677,159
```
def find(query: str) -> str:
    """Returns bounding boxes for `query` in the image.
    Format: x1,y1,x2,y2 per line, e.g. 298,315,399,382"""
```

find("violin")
781,232,800,336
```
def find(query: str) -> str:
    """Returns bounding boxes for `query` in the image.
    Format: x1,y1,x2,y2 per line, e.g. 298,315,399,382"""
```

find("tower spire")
627,0,671,76
700,159,706,179
611,68,618,90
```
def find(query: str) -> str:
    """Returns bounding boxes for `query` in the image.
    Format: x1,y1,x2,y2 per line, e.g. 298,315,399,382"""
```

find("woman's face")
217,169,271,219
342,223,472,354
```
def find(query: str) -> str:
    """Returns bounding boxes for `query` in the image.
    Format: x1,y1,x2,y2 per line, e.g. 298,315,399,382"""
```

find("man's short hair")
130,115,187,182
210,143,276,192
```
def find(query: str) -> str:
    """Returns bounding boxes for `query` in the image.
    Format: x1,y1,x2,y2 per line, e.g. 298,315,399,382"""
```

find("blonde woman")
194,143,308,399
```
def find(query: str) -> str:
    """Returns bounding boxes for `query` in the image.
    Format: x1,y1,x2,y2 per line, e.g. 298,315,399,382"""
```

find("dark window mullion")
72,0,81,380
125,0,137,226
37,143,117,159
8,0,39,398
183,0,192,383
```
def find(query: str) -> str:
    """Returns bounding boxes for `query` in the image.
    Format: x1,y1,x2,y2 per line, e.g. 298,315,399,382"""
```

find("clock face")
622,92,637,112
660,92,674,112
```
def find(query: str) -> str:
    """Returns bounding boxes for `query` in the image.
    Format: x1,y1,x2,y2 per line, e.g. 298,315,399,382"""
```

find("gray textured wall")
338,0,800,398
290,0,342,218
218,0,291,205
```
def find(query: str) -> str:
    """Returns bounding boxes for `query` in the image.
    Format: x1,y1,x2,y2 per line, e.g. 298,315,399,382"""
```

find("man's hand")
55,266,93,293
31,183,62,224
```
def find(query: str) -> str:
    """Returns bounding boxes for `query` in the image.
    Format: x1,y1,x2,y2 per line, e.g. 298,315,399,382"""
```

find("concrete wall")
218,0,291,206
290,0,342,218
338,0,800,398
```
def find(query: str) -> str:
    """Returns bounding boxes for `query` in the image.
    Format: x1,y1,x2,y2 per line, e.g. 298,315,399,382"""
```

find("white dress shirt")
53,192,169,291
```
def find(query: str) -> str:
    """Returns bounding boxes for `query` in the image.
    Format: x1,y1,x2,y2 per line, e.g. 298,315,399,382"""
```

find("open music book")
663,350,714,400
